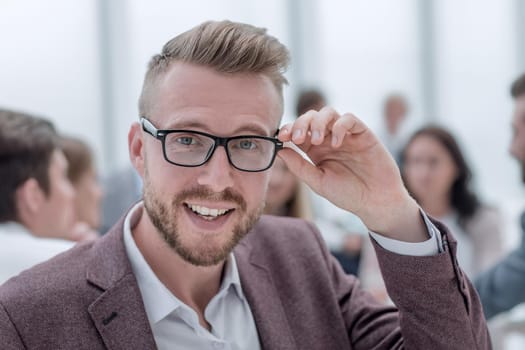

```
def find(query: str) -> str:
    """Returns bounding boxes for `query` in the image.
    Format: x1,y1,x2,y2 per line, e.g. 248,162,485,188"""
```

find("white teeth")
188,204,229,217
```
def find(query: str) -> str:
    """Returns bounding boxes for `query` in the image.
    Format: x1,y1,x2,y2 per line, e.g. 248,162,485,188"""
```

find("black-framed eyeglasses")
140,117,283,172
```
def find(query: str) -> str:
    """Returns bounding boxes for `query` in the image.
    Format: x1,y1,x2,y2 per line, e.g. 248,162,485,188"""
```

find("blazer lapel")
85,218,157,349
235,241,297,350
88,274,157,350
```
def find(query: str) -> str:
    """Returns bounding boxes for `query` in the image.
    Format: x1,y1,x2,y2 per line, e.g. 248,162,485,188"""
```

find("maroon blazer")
0,215,490,349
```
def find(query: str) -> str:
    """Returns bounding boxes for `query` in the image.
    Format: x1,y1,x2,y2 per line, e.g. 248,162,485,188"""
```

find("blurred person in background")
360,125,504,303
475,73,525,319
60,135,103,242
378,93,410,163
0,109,74,284
264,156,313,219
402,126,504,277
296,88,367,275
101,165,142,232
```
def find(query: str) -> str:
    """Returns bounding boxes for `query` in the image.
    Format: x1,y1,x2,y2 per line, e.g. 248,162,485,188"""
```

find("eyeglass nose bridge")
202,135,233,166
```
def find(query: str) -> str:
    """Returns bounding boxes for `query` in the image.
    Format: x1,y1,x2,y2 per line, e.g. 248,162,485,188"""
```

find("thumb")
277,148,322,194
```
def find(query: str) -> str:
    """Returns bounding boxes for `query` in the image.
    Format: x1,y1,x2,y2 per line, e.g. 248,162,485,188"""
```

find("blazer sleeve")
0,301,25,349
474,231,525,319
369,220,491,349
308,219,490,349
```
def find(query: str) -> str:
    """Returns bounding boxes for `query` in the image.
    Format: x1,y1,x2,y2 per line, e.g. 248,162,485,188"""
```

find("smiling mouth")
184,203,233,221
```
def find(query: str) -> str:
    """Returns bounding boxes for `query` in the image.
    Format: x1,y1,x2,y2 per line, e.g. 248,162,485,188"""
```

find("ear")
16,178,45,217
129,122,145,178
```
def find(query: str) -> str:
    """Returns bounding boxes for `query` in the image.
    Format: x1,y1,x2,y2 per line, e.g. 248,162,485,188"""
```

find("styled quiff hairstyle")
0,109,59,221
138,20,290,117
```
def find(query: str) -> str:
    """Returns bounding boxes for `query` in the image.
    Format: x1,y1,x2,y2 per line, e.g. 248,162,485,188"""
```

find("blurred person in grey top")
0,109,74,284
0,20,490,349
475,73,525,319
100,165,142,232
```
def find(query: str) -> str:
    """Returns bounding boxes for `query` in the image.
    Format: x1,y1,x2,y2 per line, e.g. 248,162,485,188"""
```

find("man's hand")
277,107,427,242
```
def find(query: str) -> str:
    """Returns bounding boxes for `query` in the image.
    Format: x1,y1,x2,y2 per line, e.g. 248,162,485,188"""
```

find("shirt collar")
123,201,245,325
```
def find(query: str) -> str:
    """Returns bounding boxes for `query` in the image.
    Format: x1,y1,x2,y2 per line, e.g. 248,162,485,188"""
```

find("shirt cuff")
369,209,443,256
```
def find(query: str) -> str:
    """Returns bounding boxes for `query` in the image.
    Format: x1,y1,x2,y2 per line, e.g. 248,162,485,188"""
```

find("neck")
133,210,225,329
418,195,451,218
264,203,289,216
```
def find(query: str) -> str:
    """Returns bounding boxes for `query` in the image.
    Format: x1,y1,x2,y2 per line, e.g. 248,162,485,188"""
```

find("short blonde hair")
138,20,290,117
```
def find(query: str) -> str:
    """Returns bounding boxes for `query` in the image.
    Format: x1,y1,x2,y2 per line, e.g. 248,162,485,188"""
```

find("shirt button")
212,341,225,349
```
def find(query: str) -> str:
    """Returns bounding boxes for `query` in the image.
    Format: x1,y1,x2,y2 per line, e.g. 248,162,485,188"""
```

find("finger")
309,106,339,145
278,123,294,142
288,110,317,144
277,148,322,194
331,113,367,147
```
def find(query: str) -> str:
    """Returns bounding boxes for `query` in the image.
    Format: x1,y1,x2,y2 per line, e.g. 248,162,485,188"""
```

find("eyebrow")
164,120,272,136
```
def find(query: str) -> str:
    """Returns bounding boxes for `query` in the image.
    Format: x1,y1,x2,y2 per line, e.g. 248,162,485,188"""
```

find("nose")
197,146,235,192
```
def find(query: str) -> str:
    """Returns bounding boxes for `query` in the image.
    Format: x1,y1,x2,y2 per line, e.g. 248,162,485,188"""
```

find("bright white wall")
316,0,424,132
434,0,523,203
432,0,525,245
0,0,104,167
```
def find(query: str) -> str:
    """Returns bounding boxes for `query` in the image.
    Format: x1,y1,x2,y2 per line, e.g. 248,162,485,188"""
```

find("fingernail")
312,130,321,142
292,129,302,140
332,135,338,147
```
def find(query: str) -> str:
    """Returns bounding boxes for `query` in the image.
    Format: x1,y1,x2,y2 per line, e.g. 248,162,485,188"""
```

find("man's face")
36,150,76,237
510,95,525,182
136,62,282,266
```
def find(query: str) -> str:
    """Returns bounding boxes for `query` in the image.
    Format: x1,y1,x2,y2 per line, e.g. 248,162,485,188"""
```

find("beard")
142,170,263,266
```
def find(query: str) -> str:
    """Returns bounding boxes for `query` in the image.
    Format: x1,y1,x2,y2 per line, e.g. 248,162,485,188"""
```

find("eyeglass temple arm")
141,117,158,137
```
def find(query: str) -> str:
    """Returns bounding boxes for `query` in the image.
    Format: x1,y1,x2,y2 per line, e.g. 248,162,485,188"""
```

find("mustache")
174,186,247,211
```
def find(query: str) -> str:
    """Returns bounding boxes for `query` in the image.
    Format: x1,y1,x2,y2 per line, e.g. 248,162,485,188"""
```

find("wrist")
365,195,428,243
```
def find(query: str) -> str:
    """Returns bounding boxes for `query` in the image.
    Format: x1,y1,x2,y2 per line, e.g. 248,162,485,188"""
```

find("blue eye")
176,136,195,145
239,139,256,150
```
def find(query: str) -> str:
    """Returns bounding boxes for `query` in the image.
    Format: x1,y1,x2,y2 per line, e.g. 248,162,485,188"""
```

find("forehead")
150,62,282,135
406,135,448,156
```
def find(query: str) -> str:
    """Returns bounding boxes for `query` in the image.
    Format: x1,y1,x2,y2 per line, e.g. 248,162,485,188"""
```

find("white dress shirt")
370,209,442,256
123,203,261,350
0,222,74,285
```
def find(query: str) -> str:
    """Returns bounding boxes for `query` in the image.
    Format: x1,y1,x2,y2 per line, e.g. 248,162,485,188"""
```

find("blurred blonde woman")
264,157,313,220
60,135,103,242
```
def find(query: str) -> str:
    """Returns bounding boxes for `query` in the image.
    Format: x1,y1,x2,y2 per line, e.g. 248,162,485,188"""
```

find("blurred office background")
1,1,525,346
